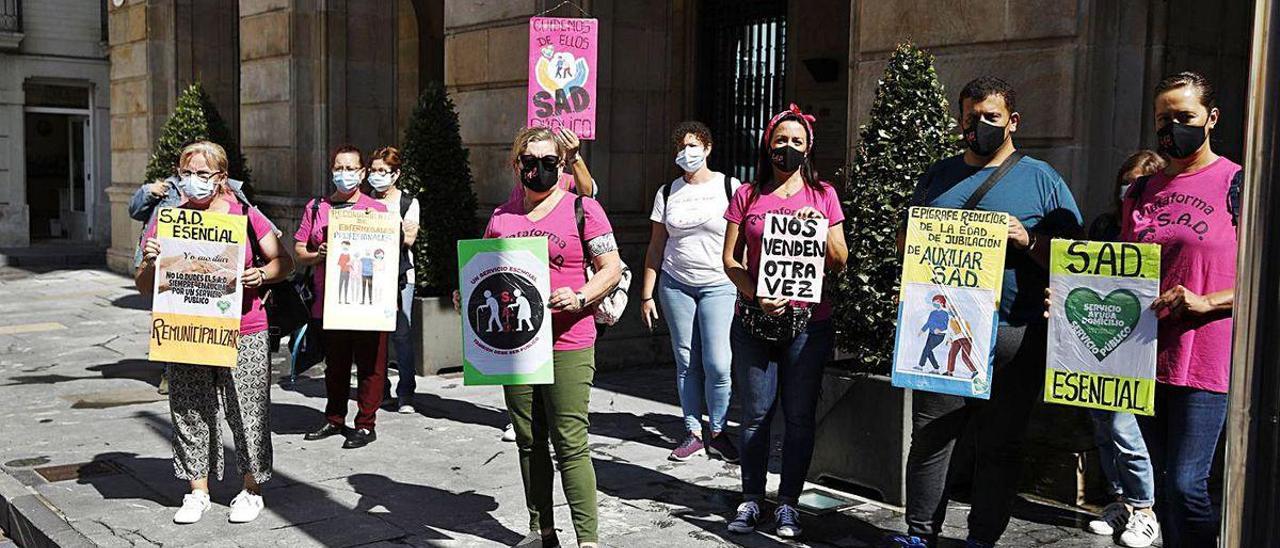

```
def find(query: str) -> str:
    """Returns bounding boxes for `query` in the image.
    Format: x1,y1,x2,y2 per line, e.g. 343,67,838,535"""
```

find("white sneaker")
1119,509,1160,547
173,491,211,524
502,423,516,442
228,490,264,524
1087,501,1129,535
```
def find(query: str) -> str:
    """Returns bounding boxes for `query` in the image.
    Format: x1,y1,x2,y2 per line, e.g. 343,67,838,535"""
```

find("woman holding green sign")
1120,72,1243,548
135,141,293,525
479,126,622,548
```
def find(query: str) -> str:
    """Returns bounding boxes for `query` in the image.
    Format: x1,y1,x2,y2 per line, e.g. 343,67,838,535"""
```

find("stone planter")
411,296,463,376
809,370,911,505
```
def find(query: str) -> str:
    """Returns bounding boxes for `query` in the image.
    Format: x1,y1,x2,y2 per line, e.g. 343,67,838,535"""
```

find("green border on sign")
457,237,554,386
1044,367,1156,416
1049,239,1161,279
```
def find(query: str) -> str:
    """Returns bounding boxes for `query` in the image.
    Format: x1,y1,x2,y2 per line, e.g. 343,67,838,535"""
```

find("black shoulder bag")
961,151,1024,210
237,199,312,353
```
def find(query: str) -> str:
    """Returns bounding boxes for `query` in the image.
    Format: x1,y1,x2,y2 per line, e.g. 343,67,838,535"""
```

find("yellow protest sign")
149,207,246,368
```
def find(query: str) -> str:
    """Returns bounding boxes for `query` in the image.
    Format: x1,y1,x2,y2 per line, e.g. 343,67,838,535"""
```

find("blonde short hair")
178,141,229,173
509,127,566,166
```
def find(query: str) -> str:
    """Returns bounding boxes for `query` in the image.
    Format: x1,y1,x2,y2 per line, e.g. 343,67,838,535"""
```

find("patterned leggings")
168,330,273,483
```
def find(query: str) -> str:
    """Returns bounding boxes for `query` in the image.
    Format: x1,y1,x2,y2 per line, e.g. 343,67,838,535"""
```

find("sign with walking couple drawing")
1046,240,1160,415
458,238,553,386
323,209,400,332
149,207,246,368
527,16,598,139
892,207,1009,399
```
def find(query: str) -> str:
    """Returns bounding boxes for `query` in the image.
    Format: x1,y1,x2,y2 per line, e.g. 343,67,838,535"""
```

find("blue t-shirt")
911,154,1083,326
922,309,950,333
361,257,375,276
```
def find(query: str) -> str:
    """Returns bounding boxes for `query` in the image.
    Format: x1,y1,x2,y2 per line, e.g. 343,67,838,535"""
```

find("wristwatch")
574,291,587,308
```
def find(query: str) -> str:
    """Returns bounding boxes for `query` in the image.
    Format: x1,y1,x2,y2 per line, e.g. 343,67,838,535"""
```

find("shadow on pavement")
347,473,524,544
87,359,163,387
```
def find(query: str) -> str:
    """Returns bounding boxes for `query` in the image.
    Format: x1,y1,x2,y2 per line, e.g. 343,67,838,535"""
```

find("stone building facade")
103,0,1251,369
0,0,111,247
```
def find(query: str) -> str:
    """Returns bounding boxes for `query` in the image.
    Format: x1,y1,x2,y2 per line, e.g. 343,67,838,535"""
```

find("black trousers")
903,322,1047,545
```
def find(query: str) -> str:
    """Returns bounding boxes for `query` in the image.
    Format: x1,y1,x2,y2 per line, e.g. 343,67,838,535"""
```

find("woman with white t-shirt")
641,121,741,463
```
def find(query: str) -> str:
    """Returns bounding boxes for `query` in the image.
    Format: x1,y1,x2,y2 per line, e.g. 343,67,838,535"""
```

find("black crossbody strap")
575,195,590,275
962,151,1024,210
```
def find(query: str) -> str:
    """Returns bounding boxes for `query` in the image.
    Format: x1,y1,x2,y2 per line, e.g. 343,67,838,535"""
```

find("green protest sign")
458,237,553,386
1046,240,1160,415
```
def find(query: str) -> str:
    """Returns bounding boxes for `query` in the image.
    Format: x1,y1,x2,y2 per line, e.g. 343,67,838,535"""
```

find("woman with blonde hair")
135,141,293,524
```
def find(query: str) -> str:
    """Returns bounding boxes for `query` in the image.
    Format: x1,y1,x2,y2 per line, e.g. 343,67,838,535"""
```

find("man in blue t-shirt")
918,295,951,371
884,76,1083,548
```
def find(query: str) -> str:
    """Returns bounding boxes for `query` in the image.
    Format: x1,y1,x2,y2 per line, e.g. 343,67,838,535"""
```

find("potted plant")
399,81,479,375
809,43,960,505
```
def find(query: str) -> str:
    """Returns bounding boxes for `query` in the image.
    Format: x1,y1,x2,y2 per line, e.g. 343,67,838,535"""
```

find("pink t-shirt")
724,181,845,321
484,192,614,350
1121,156,1241,393
145,201,274,335
293,193,388,319
506,173,586,202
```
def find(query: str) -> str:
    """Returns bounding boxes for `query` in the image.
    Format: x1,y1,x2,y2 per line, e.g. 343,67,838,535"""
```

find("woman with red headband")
722,104,848,539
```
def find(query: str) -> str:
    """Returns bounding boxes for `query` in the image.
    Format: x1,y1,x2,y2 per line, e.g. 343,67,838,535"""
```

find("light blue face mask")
178,175,216,201
367,172,394,192
333,171,361,192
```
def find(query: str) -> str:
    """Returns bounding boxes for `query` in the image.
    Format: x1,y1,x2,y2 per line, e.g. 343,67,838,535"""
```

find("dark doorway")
23,83,94,242
697,0,788,184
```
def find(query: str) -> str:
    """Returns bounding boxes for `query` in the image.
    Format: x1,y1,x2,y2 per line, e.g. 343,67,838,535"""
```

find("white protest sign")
755,213,828,303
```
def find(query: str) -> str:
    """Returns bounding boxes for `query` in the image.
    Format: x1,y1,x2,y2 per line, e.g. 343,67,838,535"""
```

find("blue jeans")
388,280,417,400
734,318,833,505
1089,409,1155,508
658,275,736,434
1138,384,1228,548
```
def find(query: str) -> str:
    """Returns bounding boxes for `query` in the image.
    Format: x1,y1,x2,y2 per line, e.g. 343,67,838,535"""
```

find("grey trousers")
168,330,273,483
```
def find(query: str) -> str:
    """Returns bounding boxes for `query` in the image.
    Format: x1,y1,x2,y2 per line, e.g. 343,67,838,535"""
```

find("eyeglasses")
519,154,560,171
178,169,224,181
368,168,398,175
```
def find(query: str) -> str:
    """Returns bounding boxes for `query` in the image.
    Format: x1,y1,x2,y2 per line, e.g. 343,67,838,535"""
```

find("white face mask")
333,170,362,193
1118,183,1132,202
179,175,216,202
675,145,706,173
368,172,395,192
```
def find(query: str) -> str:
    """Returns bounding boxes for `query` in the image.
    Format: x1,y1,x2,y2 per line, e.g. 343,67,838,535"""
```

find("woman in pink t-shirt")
478,127,621,547
135,141,293,525
721,105,848,539
1121,72,1242,548
294,145,390,451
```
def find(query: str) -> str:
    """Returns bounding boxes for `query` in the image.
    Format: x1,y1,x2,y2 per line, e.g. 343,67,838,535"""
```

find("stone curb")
0,469,97,548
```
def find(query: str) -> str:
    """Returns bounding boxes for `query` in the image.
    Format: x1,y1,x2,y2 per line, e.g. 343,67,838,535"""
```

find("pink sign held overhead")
527,17,598,140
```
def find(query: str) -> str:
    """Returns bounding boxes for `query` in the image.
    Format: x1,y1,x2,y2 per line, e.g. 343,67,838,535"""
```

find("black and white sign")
755,213,828,303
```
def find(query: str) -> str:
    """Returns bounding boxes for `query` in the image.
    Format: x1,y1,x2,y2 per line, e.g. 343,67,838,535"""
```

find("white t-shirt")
378,191,421,284
649,172,741,287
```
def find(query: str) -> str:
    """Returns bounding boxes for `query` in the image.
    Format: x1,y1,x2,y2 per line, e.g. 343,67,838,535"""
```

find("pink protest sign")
527,17,598,140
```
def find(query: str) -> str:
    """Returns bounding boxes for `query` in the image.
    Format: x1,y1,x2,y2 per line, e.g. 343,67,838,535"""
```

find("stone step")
0,244,106,268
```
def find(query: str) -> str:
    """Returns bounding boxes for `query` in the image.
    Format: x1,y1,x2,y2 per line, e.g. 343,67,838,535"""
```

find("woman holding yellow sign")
135,141,293,525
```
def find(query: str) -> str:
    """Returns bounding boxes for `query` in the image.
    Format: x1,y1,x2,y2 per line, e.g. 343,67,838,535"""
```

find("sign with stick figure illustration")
527,17,598,139
1045,239,1160,415
892,207,1009,399
323,209,400,331
458,238,553,385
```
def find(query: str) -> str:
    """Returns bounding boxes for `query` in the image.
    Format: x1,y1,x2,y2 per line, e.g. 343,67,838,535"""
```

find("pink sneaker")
669,434,705,461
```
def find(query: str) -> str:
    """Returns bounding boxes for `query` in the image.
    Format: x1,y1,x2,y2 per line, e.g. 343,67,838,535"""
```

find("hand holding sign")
755,213,828,303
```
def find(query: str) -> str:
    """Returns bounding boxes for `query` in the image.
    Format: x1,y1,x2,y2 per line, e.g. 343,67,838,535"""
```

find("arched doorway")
396,0,444,141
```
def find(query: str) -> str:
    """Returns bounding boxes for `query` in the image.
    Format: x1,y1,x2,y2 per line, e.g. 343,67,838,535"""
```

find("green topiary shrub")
143,83,251,189
399,81,479,297
832,42,961,374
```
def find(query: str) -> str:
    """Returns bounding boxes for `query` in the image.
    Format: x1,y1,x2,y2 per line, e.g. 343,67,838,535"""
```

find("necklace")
776,179,802,198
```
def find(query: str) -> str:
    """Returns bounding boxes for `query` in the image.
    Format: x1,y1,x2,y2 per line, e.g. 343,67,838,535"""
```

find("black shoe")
513,531,560,547
343,428,376,449
304,423,344,441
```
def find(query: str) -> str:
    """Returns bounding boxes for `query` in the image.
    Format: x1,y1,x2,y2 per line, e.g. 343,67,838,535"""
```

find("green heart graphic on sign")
217,300,231,313
1064,288,1141,361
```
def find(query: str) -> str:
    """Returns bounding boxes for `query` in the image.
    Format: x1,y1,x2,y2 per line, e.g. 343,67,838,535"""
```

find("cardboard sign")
149,207,246,367
755,214,828,303
1046,240,1160,415
323,209,400,331
459,238,554,385
527,17,598,139
892,207,1009,399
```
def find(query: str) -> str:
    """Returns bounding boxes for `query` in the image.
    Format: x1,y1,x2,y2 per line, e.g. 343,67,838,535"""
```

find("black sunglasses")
519,154,560,171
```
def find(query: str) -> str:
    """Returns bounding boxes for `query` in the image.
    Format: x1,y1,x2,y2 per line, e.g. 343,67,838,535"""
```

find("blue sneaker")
965,540,995,548
727,501,760,534
880,534,928,548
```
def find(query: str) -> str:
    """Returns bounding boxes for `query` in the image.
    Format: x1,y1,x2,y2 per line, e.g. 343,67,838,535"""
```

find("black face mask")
1157,122,1208,159
964,119,1008,157
520,163,559,193
770,145,806,174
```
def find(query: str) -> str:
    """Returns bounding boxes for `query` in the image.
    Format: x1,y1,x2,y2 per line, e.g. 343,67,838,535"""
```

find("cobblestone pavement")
0,266,1137,547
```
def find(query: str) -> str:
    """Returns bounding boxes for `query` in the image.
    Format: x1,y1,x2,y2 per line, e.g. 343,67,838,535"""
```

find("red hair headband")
763,103,817,151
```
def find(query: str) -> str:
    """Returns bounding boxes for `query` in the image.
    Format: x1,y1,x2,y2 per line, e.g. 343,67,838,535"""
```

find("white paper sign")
755,213,828,303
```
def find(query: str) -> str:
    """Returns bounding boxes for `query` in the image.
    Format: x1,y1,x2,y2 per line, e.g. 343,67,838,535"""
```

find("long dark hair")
749,112,824,207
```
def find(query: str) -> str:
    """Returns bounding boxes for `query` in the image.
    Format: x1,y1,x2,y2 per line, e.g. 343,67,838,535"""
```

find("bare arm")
249,231,295,285
722,222,754,299
294,240,326,267
827,222,849,271
135,238,159,295
641,222,668,300
570,159,594,197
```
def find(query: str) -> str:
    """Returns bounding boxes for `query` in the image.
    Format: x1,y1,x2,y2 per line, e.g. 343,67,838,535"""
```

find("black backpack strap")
661,183,671,222
1126,175,1152,202
399,192,413,218
575,195,589,273
962,151,1024,210
724,174,734,201
1228,169,1243,226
